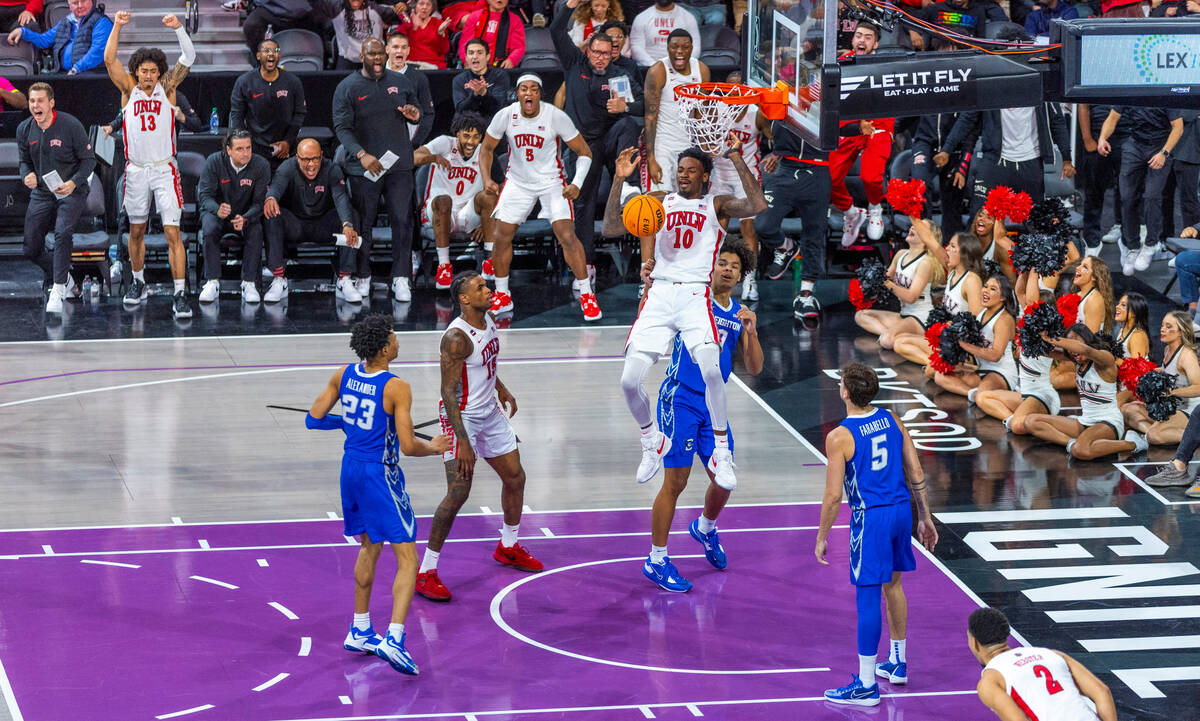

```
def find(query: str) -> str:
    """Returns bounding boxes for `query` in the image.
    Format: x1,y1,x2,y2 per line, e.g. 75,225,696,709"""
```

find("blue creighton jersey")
839,407,910,510
339,364,399,465
664,298,743,394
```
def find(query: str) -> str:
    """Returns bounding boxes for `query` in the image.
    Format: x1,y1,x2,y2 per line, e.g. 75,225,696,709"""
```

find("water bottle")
209,107,219,136
264,23,274,40
107,243,120,286
81,276,94,301
89,276,100,301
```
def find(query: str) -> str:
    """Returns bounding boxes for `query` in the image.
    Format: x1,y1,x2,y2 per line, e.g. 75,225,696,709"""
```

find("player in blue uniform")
815,362,938,705
306,314,451,676
643,239,763,592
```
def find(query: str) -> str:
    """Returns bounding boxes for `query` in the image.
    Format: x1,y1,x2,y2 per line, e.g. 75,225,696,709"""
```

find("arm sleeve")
197,157,221,215
241,161,269,221
69,122,96,187
414,73,434,144
174,26,195,66
305,413,343,430
267,160,291,201
20,24,55,50
505,14,525,65
16,124,31,177
229,76,247,130
332,82,364,158
550,1,585,68
330,165,354,224
287,76,307,147
71,17,113,73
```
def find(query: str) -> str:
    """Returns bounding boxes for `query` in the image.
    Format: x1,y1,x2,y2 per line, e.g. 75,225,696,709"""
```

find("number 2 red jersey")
650,193,725,284
442,314,500,416
983,647,1100,721
123,83,176,164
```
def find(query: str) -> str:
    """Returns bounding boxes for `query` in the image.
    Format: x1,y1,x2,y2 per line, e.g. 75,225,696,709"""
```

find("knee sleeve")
620,350,656,427
856,584,883,657
691,343,728,430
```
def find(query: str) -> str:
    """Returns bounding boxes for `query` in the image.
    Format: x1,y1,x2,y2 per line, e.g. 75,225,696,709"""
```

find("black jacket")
913,112,978,159
17,110,95,195
268,156,354,224
943,104,1070,166
230,69,307,155
550,0,643,141
197,151,271,221
332,69,421,176
452,67,511,118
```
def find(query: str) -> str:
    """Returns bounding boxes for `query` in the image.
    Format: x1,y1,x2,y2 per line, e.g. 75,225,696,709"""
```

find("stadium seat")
0,41,36,75
0,141,28,235
44,1,70,29
519,28,562,71
65,176,114,288
0,140,19,173
698,25,740,72
274,29,325,72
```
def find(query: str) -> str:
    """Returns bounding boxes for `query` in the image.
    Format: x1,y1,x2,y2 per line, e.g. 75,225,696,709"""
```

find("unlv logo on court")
512,134,545,150
665,210,706,233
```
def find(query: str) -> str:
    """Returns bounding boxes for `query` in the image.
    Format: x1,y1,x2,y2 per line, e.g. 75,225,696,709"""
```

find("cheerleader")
892,227,984,365
1018,239,1080,299
931,273,1018,398
854,222,945,349
1123,311,1200,445
973,206,1016,285
976,290,1064,434
1115,292,1151,358
1025,325,1145,460
1050,256,1115,390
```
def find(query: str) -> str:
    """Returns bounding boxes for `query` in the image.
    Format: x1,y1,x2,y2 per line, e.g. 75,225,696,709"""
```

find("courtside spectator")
332,0,385,68
230,39,307,170
0,0,38,33
1024,0,1077,37
629,0,700,67
457,0,526,69
1078,103,1124,257
386,31,435,146
568,0,624,46
453,38,511,116
6,0,111,74
197,130,271,304
598,20,636,68
395,0,451,68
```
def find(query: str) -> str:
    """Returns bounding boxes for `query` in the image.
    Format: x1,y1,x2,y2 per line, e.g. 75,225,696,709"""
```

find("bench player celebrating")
603,140,768,491
104,11,195,318
417,271,543,601
816,362,937,706
477,73,602,321
643,239,762,592
968,607,1116,721
414,112,497,291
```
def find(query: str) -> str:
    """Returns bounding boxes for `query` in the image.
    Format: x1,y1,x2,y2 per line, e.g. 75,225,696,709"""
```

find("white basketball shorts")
492,181,573,225
422,195,481,235
625,281,720,357
438,400,518,462
123,160,183,226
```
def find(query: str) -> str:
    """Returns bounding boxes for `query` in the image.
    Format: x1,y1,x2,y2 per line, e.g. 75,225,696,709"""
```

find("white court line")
464,715,478,721
339,696,351,705
686,703,703,716
269,602,299,620
80,559,140,569
729,375,827,464
911,541,1030,646
1113,462,1200,506
299,637,312,657
638,706,655,719
189,575,239,590
40,545,52,555
0,652,24,721
257,558,269,567
327,511,340,519
155,704,214,719
252,672,290,692
522,505,533,512
540,527,554,537
479,506,493,514
197,539,210,550
171,517,182,525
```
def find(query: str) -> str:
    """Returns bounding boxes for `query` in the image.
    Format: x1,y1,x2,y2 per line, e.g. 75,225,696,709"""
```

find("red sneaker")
416,570,452,601
580,292,602,322
493,542,543,572
491,290,513,313
481,258,495,280
435,263,454,290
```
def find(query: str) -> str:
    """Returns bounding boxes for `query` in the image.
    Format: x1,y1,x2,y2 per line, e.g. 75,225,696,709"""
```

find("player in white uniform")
477,74,602,321
414,112,497,291
968,607,1115,721
418,270,542,602
644,29,708,194
103,11,195,318
603,139,768,491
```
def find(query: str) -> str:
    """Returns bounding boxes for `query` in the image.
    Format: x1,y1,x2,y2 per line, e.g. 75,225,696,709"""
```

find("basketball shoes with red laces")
493,542,543,572
481,258,495,280
490,290,513,313
435,263,454,290
416,570,452,602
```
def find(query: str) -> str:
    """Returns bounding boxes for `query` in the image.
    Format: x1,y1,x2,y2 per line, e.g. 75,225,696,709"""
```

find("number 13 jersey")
443,314,500,416
983,647,1100,721
123,83,176,164
651,193,725,284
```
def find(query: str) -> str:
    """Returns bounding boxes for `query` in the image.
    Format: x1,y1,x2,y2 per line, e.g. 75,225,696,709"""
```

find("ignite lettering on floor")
823,367,980,451
345,379,376,396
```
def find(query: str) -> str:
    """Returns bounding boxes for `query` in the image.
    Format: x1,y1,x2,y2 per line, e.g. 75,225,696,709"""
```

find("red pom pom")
886,178,926,218
1118,356,1157,398
925,321,947,348
926,322,956,373
1056,293,1081,328
849,278,871,310
1008,191,1033,224
983,186,1034,224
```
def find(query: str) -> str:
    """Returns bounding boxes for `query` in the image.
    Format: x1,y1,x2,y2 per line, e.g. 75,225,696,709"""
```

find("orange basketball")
622,194,665,237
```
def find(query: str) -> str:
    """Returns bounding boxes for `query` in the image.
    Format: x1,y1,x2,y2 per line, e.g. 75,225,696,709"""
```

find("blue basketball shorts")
340,456,417,545
849,501,917,586
657,382,734,469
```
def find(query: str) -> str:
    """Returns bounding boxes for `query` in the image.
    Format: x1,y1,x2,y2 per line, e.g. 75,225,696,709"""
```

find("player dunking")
643,239,762,592
602,141,767,491
968,607,1116,721
416,271,542,602
816,362,937,706
104,11,195,318
306,314,452,675
477,73,602,321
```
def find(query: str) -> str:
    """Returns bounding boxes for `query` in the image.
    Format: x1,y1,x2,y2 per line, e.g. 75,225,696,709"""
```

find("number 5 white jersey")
486,102,578,189
442,314,500,417
650,193,725,284
983,647,1100,721
122,83,176,164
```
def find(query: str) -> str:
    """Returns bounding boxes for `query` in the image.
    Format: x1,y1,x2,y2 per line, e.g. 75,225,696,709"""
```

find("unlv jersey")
651,193,725,284
421,135,482,209
123,83,176,164
983,647,1100,721
485,102,578,188
441,314,501,416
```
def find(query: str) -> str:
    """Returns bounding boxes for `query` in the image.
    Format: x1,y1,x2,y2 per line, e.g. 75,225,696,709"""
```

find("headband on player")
515,73,542,88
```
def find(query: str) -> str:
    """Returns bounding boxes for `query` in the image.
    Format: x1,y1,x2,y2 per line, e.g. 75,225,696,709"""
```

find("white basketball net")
675,85,757,157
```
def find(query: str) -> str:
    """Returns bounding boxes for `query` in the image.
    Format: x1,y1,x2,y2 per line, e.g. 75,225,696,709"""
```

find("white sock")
800,280,815,292
649,545,668,564
859,655,877,687
869,202,882,212
697,515,716,533
52,282,65,295
714,432,729,449
890,639,906,664
133,268,145,281
640,422,655,439
500,523,519,548
173,278,185,293
436,246,450,265
495,276,510,294
575,277,592,294
484,242,493,252
353,612,371,631
419,548,439,573
388,622,404,639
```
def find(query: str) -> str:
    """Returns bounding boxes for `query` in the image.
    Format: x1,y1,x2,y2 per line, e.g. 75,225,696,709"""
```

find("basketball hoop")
674,82,789,156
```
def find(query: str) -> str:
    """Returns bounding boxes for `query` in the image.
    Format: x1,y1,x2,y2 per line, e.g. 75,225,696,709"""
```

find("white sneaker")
1126,429,1148,454
64,274,82,298
392,276,412,302
354,276,371,299
264,276,288,303
1102,224,1121,243
199,279,220,303
742,271,759,301
865,203,884,241
841,207,867,247
337,277,363,303
45,285,64,314
1134,243,1155,272
708,447,737,491
1084,244,1102,258
1121,247,1136,276
241,281,260,303
636,432,671,484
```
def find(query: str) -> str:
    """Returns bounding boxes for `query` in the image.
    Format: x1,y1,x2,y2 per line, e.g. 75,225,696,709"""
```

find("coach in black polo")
197,129,271,304
17,81,95,314
230,38,307,170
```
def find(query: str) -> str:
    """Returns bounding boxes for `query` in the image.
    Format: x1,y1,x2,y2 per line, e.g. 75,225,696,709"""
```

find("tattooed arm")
895,412,937,552
440,328,476,481
714,137,769,221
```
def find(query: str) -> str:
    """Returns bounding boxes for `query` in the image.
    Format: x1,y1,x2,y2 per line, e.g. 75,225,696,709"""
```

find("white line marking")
464,715,479,721
299,637,311,657
1048,605,1200,623
269,602,299,620
1113,462,1200,506
252,672,289,692
190,575,239,590
540,527,554,537
155,704,215,719
730,375,827,464
171,517,183,525
327,511,339,519
936,508,1127,523
910,540,1030,646
522,505,533,513
339,696,351,705
638,707,655,719
197,539,210,550
1079,634,1200,652
686,704,703,716
40,545,52,555
0,653,24,721
257,558,269,567
344,536,358,545
479,506,493,514
80,559,140,569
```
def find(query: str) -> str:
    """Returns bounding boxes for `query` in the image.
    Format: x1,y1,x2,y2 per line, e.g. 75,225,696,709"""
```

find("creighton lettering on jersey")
651,193,725,284
838,407,910,510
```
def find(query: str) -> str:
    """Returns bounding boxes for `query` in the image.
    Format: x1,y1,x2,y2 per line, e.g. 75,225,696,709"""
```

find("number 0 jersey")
651,192,726,284
421,134,483,209
339,364,399,465
838,407,910,510
983,647,1101,721
443,314,501,416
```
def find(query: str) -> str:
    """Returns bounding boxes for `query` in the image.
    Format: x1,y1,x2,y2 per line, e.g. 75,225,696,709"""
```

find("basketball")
622,194,665,237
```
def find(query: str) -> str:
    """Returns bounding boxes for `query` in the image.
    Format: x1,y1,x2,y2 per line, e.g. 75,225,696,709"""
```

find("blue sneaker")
876,660,908,685
343,625,383,654
374,631,419,675
824,674,881,706
642,556,693,592
688,518,728,570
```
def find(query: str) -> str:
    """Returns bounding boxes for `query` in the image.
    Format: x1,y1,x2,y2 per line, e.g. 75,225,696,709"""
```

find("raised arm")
1047,335,1115,370
104,10,135,95
440,328,476,481
910,216,948,266
602,146,639,237
714,137,769,220
160,14,194,97
385,377,451,457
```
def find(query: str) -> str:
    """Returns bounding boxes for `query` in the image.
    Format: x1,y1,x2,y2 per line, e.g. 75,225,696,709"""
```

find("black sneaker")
172,290,193,318
766,245,798,280
123,278,148,306
793,291,820,319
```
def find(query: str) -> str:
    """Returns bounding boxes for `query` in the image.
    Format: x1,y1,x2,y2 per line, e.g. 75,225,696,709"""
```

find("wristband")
305,413,343,430
570,155,591,188
723,147,740,159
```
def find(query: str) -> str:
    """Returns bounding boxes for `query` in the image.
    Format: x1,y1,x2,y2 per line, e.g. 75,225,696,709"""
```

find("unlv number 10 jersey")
650,193,725,284
983,647,1100,721
123,83,176,164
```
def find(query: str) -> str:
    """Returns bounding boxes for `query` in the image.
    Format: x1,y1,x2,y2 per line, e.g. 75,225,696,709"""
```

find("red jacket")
457,3,526,67
0,0,42,13
837,51,895,136
396,15,450,68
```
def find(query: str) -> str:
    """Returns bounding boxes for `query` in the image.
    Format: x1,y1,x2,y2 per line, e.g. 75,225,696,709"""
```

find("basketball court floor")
0,277,1197,721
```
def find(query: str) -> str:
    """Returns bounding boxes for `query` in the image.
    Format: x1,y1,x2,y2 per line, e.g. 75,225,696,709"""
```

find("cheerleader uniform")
895,249,935,326
977,308,1019,390
1019,353,1060,415
1118,325,1142,358
1161,345,1200,415
1076,287,1099,330
941,269,971,314
1076,361,1124,436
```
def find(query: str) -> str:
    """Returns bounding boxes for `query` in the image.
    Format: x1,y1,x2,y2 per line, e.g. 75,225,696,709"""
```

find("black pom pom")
939,311,985,367
982,259,1004,281
1011,232,1069,276
856,259,896,305
1018,301,1066,358
1136,370,1181,422
1095,331,1126,360
1026,198,1070,235
928,305,953,328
